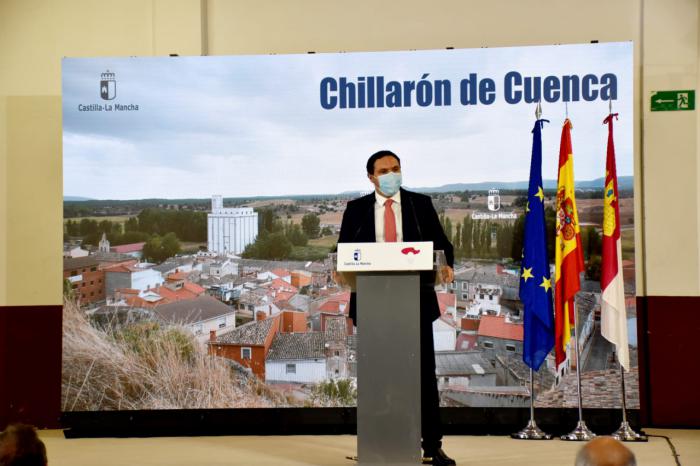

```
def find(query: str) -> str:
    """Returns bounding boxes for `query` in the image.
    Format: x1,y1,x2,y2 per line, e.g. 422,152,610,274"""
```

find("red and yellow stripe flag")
554,119,585,369
600,113,629,370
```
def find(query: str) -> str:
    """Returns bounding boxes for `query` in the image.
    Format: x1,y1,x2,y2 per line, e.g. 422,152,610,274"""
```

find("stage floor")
39,428,698,465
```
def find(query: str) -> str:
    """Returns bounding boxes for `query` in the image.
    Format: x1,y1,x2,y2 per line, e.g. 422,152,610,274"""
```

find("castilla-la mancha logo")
487,188,501,212
353,249,361,261
100,70,116,100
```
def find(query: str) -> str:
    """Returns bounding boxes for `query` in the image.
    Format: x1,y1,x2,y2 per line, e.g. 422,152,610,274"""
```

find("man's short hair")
0,424,47,466
366,150,401,175
575,437,636,466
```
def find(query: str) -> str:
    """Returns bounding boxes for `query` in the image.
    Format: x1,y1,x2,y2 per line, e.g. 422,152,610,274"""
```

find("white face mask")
377,172,402,197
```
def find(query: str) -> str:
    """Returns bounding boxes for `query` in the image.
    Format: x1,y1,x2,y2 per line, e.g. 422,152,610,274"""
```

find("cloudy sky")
62,42,633,200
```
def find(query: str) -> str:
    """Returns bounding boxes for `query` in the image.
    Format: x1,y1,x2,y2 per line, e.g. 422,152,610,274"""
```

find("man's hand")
440,265,454,284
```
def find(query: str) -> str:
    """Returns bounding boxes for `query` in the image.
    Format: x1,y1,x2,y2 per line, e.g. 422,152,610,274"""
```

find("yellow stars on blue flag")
539,276,552,293
535,186,545,202
519,118,554,371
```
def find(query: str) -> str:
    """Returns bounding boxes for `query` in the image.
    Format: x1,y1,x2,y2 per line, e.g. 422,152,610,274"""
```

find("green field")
621,228,635,260
289,245,332,261
308,235,338,248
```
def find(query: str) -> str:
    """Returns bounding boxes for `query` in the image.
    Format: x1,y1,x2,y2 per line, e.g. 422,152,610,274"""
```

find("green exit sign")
650,90,695,111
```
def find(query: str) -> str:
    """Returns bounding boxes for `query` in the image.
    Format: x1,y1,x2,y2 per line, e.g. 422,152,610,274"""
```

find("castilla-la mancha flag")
600,113,630,370
554,119,585,369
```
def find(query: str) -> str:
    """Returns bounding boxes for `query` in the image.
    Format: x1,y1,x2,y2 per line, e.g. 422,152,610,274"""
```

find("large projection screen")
61,42,636,412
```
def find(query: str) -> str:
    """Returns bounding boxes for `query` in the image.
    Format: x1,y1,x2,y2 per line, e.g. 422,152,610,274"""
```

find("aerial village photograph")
60,43,637,412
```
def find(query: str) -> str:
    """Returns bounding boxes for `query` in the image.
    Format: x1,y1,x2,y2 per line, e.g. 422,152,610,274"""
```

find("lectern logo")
401,247,421,255
353,249,361,261
100,70,117,100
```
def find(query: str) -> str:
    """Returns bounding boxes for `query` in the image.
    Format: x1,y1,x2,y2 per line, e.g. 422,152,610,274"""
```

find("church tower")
98,232,110,253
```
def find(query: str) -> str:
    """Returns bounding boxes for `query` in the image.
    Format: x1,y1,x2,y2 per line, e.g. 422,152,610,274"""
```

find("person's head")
0,424,47,466
575,436,636,466
366,150,402,197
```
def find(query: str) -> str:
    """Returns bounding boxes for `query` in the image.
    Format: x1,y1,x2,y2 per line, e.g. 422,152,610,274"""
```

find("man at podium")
338,150,456,466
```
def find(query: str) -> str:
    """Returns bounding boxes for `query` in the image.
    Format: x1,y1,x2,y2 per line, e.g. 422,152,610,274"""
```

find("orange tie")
384,199,397,242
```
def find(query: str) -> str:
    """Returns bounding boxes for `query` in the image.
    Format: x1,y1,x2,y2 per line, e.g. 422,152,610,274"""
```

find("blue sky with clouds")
62,42,633,200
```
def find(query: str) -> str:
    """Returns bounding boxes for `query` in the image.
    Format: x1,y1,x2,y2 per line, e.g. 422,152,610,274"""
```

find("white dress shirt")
374,190,403,242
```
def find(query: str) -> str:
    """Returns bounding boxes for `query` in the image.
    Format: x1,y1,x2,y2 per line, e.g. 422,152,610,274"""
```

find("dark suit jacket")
337,188,454,326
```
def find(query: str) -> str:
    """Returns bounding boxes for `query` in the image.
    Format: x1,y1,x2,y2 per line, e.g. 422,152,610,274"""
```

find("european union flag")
520,119,555,371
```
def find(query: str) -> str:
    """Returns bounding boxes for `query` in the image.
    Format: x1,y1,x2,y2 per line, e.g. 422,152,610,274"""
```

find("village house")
452,266,519,315
209,310,306,379
63,243,89,258
477,314,524,358
433,292,458,351
205,259,238,277
455,318,480,351
266,315,352,383
434,351,497,390
104,262,164,297
152,295,237,344
152,257,197,277
110,242,146,259
63,256,105,306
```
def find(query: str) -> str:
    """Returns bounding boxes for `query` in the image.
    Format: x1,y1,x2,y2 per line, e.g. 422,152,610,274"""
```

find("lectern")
337,241,435,466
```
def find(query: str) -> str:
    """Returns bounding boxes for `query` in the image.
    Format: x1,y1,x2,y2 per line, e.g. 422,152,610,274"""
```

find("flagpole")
612,354,648,441
561,300,596,441
511,100,552,440
511,368,552,439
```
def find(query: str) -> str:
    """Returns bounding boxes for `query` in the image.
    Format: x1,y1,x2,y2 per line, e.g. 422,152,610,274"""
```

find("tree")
544,206,556,263
462,216,473,257
242,231,292,260
586,254,602,281
286,223,308,246
301,213,321,239
511,214,525,262
496,223,513,258
444,217,453,242
454,222,462,251
143,233,181,263
98,219,113,234
581,226,602,260
79,218,98,236
65,219,80,236
142,235,163,262
321,226,333,236
111,222,123,236
161,232,182,258
260,208,275,234
124,217,139,232
512,196,528,208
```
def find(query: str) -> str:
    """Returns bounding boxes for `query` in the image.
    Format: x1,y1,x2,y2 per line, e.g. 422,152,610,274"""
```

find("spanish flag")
554,119,585,369
600,113,630,370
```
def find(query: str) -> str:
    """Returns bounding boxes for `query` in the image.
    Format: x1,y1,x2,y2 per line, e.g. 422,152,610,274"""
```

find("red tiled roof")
461,318,480,331
436,292,456,315
116,288,140,295
104,264,135,273
271,268,291,278
156,282,204,302
477,315,524,342
455,333,478,351
275,290,296,302
167,271,188,281
268,278,298,293
318,301,340,313
124,295,170,308
111,242,146,254
325,291,350,304
183,282,205,295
